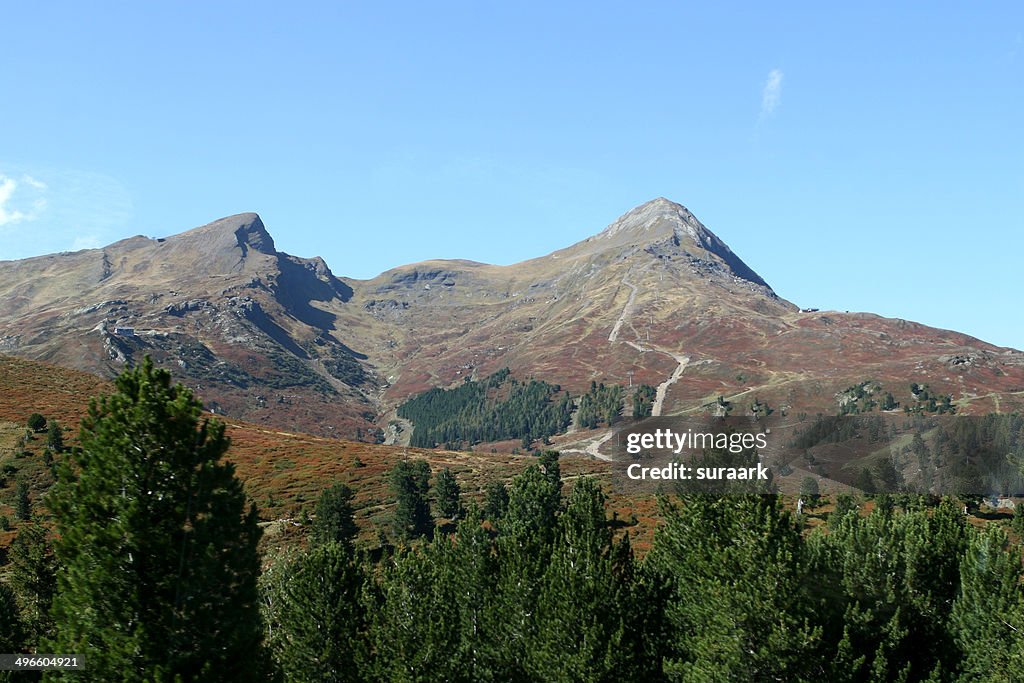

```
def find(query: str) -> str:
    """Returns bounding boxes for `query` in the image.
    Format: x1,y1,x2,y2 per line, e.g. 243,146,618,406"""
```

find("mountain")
2,198,1023,439
0,213,376,436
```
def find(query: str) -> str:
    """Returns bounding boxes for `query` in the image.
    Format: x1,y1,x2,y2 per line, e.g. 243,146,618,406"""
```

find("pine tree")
855,467,876,494
501,463,561,549
483,482,509,522
809,498,968,680
881,392,898,411
26,413,46,432
389,459,433,542
0,584,25,679
434,467,463,521
1013,504,1024,537
538,450,562,495
47,357,269,682
368,542,465,682
832,493,858,521
649,494,822,680
799,476,820,505
527,477,658,681
8,523,57,646
950,526,1024,680
444,511,504,681
490,464,563,678
267,543,367,683
14,479,30,521
310,482,358,551
46,419,64,453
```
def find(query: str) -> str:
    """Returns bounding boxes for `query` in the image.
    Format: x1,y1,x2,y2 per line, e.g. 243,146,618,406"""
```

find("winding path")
609,270,690,417
559,430,616,461
561,270,692,459
651,352,689,417
608,275,639,343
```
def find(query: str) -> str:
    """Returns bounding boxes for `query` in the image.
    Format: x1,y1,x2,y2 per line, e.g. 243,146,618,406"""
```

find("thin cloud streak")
760,68,784,117
0,166,133,258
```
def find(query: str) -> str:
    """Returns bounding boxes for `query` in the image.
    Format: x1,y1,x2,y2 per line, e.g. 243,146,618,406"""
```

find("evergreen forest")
397,369,573,449
3,363,1024,681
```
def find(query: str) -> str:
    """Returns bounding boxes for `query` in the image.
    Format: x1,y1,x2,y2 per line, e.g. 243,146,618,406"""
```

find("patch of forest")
835,380,955,415
576,381,625,428
632,384,657,418
790,412,1024,495
397,368,573,449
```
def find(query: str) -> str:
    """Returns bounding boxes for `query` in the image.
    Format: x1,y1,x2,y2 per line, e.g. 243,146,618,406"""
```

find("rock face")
0,212,374,436
573,197,771,288
1,198,1023,437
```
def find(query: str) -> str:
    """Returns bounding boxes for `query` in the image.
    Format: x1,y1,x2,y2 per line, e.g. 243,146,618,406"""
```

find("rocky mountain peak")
596,197,702,242
157,212,276,275
578,198,770,289
169,212,275,255
231,213,276,255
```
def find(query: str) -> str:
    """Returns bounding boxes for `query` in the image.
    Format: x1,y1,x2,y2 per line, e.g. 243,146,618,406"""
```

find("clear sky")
2,2,1022,349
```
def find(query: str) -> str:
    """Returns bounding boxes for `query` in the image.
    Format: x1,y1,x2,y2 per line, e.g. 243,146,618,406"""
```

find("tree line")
266,462,1024,682
397,369,573,449
3,360,1024,681
791,412,1024,496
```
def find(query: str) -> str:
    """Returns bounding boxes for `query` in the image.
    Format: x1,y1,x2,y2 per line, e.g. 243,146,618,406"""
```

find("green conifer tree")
490,464,563,678
268,542,367,682
799,476,820,505
8,523,57,646
950,526,1024,680
538,449,562,494
0,584,25,681
809,499,967,680
389,459,433,541
14,480,30,521
434,467,463,521
47,357,269,682
46,419,64,453
527,478,658,681
483,482,509,522
310,482,358,551
649,494,822,680
368,542,463,681
26,413,46,432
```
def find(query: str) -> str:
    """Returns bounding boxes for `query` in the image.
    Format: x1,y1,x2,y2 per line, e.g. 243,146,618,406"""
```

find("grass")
0,354,635,556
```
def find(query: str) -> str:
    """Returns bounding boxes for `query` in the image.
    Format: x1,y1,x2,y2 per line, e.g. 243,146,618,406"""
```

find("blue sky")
2,2,1022,348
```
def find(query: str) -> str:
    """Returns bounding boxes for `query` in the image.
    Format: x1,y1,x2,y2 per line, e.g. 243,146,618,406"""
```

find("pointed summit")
157,212,277,275
568,198,770,289
596,197,702,241
169,212,276,256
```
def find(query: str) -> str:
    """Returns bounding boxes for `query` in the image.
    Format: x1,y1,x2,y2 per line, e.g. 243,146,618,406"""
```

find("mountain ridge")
1,198,1022,439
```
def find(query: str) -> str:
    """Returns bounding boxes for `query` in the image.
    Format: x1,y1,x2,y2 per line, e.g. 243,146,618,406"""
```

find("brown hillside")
2,197,1022,446
0,355,637,552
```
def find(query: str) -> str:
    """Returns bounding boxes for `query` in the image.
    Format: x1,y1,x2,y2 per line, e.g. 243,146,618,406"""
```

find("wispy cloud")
24,175,47,190
0,174,47,226
760,68,784,118
0,166,134,259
